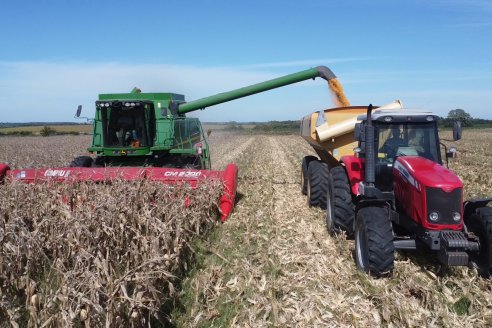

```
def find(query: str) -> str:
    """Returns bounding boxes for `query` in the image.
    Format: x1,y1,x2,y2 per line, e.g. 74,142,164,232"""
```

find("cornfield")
1,129,491,327
0,136,222,327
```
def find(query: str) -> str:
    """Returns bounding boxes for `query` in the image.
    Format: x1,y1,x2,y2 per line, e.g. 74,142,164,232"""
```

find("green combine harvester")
1,66,339,220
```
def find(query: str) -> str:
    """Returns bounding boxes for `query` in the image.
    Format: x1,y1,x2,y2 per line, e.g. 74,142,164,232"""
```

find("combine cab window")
104,107,150,147
173,118,203,149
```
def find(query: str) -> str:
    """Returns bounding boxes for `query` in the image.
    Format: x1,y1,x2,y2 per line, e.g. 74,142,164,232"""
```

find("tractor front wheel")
70,156,93,167
466,207,492,278
307,160,329,208
301,156,317,195
326,166,355,237
355,207,394,277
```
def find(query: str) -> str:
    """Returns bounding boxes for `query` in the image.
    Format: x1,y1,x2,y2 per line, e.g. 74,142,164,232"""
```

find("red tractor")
302,105,492,277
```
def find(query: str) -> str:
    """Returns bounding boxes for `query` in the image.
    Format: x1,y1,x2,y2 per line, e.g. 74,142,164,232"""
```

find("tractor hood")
394,156,463,191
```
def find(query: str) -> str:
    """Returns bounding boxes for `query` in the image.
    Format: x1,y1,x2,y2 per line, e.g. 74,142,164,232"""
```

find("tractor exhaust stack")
364,104,376,185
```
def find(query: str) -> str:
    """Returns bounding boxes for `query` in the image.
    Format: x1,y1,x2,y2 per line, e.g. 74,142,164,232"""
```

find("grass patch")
452,296,471,315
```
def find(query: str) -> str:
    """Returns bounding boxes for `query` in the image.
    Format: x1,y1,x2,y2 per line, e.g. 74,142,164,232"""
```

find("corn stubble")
0,175,222,327
178,131,492,327
1,128,492,327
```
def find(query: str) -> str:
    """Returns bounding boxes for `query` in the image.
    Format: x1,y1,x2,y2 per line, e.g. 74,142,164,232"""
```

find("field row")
178,129,492,327
0,129,491,327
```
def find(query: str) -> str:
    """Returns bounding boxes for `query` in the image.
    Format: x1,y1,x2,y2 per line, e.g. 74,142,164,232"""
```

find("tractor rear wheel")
301,156,317,195
466,207,492,278
307,160,329,208
326,166,355,237
70,156,93,167
355,207,394,277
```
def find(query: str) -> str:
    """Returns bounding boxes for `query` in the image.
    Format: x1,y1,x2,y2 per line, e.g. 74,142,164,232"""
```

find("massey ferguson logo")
394,161,420,191
44,169,71,178
164,171,201,178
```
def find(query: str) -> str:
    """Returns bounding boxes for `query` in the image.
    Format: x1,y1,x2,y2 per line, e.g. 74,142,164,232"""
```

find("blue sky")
0,0,491,122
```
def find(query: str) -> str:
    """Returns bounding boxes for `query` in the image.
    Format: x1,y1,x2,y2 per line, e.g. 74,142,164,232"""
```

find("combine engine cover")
393,156,463,230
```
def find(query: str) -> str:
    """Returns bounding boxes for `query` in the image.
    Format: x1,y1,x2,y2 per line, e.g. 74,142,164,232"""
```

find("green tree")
446,109,472,127
40,126,56,137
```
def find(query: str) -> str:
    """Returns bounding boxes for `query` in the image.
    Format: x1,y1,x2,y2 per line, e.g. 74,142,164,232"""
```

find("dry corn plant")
0,176,223,327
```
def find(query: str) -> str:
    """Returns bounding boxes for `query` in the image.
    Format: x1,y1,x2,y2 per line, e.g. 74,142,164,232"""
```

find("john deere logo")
120,149,127,156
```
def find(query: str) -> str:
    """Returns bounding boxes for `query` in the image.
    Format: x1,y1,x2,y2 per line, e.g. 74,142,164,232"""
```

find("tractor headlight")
452,211,461,222
429,211,439,222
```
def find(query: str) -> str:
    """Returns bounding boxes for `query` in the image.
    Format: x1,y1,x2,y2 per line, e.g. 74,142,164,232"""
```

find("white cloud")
239,57,374,69
0,61,281,122
0,60,491,122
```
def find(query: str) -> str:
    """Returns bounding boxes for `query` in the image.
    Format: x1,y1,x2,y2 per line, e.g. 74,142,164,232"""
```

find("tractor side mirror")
446,147,458,159
453,121,462,141
75,105,82,118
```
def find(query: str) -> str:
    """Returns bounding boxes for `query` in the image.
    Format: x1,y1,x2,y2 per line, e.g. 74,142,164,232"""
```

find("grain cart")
0,66,340,220
301,103,492,277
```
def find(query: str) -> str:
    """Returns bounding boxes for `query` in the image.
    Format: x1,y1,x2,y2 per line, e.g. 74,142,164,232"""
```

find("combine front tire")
466,207,492,278
307,160,329,208
326,166,355,237
70,156,93,167
301,156,317,195
355,207,394,277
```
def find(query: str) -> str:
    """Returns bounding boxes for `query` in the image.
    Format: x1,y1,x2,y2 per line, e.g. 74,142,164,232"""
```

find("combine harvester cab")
1,65,345,221
301,101,492,278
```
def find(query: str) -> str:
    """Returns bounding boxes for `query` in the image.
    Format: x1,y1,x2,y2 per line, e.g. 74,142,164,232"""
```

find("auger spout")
177,66,337,114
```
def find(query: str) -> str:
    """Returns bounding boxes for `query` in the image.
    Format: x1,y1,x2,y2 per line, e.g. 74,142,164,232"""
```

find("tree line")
440,109,492,128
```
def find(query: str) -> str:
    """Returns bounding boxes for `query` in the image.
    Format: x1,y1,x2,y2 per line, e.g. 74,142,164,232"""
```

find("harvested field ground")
0,129,491,327
0,125,93,135
177,129,492,327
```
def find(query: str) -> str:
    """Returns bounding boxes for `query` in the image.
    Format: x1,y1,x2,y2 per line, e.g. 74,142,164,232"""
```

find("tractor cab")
357,110,442,191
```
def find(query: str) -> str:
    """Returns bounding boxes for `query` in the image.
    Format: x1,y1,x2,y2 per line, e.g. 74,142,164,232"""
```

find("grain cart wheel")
466,207,492,278
326,166,355,237
301,156,317,195
355,207,394,277
307,160,329,208
70,156,93,167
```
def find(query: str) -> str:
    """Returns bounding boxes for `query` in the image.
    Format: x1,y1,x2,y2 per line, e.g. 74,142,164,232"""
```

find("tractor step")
422,230,480,251
439,231,480,251
419,230,480,267
439,250,469,266
436,231,479,266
